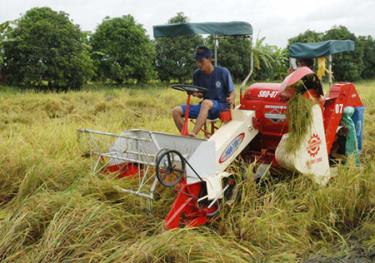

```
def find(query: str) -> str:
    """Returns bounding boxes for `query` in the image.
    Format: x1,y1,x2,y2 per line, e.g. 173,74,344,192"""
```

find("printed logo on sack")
219,133,245,163
307,133,321,157
215,81,222,88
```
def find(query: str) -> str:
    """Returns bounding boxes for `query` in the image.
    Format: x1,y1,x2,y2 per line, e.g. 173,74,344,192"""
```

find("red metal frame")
105,163,139,178
239,81,363,165
181,94,191,136
323,83,363,153
190,119,221,138
181,94,232,137
164,178,218,229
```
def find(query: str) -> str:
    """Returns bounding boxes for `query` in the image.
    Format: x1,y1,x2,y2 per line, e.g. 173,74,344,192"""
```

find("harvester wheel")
155,149,185,187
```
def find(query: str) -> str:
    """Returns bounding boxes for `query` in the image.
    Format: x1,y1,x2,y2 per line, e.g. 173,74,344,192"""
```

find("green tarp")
289,40,355,58
153,21,252,38
341,106,360,165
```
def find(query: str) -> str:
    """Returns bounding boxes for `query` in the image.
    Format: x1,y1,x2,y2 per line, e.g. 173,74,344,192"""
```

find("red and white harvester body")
79,24,364,229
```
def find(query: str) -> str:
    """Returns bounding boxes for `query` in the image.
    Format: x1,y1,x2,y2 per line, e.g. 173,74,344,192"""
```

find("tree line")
0,7,374,91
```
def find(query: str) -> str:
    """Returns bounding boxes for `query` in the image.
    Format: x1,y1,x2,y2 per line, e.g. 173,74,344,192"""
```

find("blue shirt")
193,66,234,103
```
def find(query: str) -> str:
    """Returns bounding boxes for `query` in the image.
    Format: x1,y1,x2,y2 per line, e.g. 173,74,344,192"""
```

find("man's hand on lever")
226,91,235,106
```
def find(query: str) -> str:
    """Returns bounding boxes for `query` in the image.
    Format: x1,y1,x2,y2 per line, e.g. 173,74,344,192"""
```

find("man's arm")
192,70,204,98
227,90,235,105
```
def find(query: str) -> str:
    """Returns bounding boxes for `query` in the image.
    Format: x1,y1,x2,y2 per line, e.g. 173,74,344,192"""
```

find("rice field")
0,80,375,262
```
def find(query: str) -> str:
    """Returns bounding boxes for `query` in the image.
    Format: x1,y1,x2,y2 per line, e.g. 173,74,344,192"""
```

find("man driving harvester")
172,46,235,137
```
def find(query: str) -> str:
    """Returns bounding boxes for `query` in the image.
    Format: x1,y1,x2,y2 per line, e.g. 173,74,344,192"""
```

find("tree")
358,36,375,79
208,34,288,81
288,30,323,45
0,22,10,66
269,46,289,81
252,37,276,79
251,37,288,81
206,36,252,82
155,12,204,82
2,7,95,90
91,15,155,84
323,26,363,81
0,21,11,82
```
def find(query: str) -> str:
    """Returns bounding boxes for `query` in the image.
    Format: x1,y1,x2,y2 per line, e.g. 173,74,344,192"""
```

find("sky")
1,0,374,47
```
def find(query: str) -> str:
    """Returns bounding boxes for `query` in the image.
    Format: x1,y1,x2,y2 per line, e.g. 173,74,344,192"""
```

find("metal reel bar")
77,128,161,203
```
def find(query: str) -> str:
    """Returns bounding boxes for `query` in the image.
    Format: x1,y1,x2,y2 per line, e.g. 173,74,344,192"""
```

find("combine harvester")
79,22,365,229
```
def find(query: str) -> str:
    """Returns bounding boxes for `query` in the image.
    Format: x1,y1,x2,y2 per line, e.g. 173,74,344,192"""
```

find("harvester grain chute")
78,22,364,229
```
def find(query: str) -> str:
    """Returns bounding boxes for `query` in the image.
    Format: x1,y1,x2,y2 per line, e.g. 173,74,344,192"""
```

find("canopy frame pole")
328,54,333,86
289,58,297,70
214,35,219,66
240,36,253,104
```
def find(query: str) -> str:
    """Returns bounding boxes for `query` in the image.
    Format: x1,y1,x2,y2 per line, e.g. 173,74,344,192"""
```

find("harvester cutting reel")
78,129,238,214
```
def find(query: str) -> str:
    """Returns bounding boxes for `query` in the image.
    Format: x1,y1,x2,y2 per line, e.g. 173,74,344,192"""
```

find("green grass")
0,80,375,262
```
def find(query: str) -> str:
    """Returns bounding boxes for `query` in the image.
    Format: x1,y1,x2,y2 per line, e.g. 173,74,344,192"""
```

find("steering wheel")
171,84,207,94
